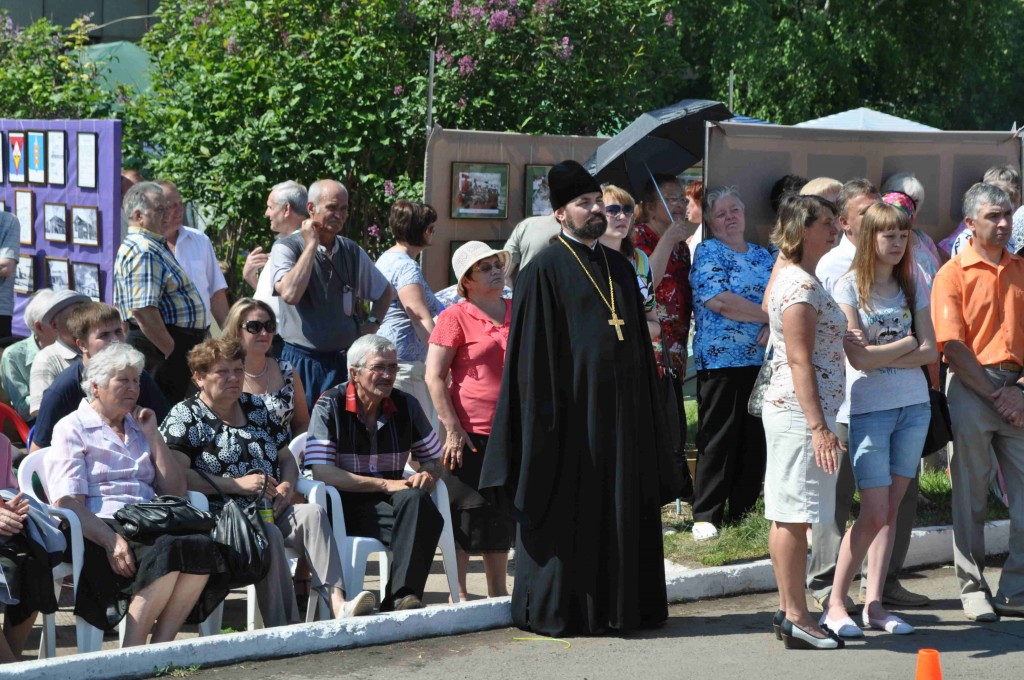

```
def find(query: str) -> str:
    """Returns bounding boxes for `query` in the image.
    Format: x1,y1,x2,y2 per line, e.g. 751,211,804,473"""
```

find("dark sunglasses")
473,261,501,274
242,320,277,335
605,204,635,217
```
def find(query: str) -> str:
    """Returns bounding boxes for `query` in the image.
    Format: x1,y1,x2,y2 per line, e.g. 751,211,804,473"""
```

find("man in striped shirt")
115,182,209,403
305,335,444,612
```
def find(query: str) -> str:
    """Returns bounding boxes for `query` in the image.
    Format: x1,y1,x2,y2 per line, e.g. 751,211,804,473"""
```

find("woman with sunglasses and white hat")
222,298,310,437
425,241,515,601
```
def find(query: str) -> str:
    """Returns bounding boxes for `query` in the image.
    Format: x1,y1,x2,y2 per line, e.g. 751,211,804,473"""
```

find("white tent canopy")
795,107,939,132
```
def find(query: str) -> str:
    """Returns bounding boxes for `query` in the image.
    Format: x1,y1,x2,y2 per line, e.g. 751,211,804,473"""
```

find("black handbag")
113,496,216,539
923,385,953,453
195,469,272,589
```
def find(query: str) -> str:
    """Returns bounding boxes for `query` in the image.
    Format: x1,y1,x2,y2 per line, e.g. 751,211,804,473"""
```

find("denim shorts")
849,402,930,489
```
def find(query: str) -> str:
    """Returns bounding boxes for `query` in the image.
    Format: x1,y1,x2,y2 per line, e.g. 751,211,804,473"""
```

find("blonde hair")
222,298,276,342
800,177,842,200
601,183,637,257
851,203,916,312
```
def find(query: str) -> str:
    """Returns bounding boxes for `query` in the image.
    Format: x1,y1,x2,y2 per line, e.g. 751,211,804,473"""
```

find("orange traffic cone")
915,649,942,680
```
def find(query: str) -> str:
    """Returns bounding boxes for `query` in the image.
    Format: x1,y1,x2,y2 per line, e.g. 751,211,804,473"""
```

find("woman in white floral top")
762,194,854,651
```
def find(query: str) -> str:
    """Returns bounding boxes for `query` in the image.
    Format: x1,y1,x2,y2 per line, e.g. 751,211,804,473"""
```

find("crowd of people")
0,156,1023,660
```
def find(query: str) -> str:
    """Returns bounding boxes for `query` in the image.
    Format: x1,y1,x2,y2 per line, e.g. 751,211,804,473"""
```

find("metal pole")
729,69,735,111
426,47,435,139
645,164,673,218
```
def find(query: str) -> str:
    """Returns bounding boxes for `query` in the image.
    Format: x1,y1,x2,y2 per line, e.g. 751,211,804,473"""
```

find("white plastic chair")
17,449,220,656
225,436,331,630
292,433,461,604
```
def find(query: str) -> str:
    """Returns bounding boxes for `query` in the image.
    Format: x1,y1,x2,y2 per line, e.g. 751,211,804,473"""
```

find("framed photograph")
45,257,70,291
7,131,26,184
76,131,98,189
26,131,46,185
43,203,67,243
14,255,34,295
71,205,99,246
14,190,33,245
72,261,101,301
524,164,553,217
450,162,509,219
47,130,66,186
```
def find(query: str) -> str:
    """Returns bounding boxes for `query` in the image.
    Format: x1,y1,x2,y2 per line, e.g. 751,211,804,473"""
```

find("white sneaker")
340,590,376,618
692,522,719,542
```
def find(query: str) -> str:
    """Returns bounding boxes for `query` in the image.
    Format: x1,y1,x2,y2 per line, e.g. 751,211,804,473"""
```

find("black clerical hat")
548,160,601,211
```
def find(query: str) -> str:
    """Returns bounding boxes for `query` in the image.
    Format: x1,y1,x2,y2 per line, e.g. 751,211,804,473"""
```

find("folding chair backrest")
0,433,16,490
16,448,50,503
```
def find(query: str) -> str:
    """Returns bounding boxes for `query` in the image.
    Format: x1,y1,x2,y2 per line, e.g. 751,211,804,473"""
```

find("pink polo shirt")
429,300,511,436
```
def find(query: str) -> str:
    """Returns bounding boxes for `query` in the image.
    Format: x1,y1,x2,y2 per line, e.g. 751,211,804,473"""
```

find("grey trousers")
947,369,1024,607
254,503,346,627
806,422,921,600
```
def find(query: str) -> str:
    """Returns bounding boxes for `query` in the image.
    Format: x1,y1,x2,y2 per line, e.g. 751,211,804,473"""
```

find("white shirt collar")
560,230,598,250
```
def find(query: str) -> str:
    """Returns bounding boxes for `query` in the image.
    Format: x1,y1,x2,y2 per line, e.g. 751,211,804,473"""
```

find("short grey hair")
308,179,347,209
271,180,309,217
880,173,925,209
122,181,164,225
704,186,745,216
81,343,145,396
23,288,55,329
347,334,396,371
962,182,1011,221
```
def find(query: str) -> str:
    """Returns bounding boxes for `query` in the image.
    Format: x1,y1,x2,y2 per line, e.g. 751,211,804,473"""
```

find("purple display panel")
0,119,121,337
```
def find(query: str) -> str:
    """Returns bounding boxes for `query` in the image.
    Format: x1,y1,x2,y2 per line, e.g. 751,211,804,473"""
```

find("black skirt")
73,519,228,630
443,433,515,554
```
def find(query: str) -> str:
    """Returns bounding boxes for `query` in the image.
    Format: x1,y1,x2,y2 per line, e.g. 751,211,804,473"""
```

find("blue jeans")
849,402,930,489
281,342,347,408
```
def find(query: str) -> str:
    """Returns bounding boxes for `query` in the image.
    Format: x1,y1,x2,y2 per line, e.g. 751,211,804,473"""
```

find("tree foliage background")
2,0,1023,294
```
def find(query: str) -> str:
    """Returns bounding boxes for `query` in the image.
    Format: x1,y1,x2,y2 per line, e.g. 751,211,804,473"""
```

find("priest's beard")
564,210,607,241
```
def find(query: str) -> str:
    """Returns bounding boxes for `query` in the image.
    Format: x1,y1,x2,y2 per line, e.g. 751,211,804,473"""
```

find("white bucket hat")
451,241,510,296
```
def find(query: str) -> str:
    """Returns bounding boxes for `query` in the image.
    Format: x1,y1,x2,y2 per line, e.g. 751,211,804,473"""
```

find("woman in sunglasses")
223,298,310,437
688,186,774,542
600,184,661,340
425,241,515,601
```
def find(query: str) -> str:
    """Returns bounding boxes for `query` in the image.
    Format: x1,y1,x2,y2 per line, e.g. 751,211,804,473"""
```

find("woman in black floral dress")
160,337,375,624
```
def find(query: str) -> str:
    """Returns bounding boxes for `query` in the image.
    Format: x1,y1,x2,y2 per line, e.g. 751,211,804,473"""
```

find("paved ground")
193,564,1024,680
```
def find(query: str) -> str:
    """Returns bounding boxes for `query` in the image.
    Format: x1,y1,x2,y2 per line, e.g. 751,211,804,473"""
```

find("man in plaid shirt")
305,334,444,612
115,182,209,403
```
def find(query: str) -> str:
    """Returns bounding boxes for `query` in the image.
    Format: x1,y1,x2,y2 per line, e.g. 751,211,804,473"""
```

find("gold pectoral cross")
608,311,625,341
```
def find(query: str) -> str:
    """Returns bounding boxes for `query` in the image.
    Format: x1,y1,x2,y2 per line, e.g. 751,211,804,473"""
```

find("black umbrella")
584,98,733,200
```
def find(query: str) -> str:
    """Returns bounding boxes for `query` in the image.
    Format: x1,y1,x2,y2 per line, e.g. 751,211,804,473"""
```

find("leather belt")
984,361,1023,372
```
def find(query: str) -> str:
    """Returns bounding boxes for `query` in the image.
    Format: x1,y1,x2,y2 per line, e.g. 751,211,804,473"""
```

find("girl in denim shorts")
822,200,938,640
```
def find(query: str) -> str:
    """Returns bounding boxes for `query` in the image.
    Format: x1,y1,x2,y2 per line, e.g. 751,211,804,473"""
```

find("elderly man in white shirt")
28,290,91,416
157,181,229,329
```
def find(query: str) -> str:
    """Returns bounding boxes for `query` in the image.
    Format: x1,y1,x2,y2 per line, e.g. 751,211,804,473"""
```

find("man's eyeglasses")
605,204,635,217
242,320,277,335
364,363,399,375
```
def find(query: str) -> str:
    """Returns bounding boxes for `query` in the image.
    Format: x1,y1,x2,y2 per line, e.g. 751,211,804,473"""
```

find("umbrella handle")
645,164,673,219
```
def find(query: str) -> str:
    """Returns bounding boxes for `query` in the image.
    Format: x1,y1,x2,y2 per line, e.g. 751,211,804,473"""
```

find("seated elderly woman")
221,298,310,437
689,187,774,542
160,337,375,624
45,343,222,645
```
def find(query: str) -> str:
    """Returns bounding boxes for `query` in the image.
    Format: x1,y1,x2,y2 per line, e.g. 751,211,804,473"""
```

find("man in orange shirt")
932,182,1024,622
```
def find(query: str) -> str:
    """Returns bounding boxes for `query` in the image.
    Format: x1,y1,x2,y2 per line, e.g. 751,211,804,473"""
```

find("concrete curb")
3,520,1010,679
665,519,1010,603
0,598,513,680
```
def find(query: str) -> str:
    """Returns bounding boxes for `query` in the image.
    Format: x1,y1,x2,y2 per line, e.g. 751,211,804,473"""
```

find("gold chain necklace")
558,236,625,341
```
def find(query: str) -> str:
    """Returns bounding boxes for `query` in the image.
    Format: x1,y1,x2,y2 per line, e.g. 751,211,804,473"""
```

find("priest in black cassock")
480,160,681,636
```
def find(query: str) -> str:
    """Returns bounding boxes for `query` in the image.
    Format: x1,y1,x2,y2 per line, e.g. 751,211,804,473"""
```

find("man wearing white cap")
480,160,679,636
27,290,90,417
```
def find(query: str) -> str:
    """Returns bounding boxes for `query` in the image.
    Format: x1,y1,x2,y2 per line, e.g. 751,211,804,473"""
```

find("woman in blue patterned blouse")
689,186,775,542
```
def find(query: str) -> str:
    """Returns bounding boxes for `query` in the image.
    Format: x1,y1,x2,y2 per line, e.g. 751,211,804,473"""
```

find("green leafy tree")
141,0,685,294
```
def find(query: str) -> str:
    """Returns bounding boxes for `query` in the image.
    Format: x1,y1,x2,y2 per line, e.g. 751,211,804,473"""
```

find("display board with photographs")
524,164,553,217
450,162,509,219
71,205,99,246
43,202,66,242
45,257,70,291
72,261,101,301
14,190,33,245
14,255,34,295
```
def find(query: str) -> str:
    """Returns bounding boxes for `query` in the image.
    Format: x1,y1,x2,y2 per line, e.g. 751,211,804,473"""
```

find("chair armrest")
44,506,86,594
295,477,324,504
